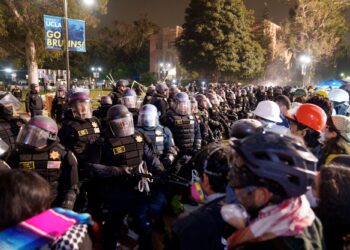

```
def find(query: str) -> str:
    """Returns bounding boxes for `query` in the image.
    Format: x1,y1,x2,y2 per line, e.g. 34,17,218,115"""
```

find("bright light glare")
83,0,94,6
4,68,12,73
299,55,312,64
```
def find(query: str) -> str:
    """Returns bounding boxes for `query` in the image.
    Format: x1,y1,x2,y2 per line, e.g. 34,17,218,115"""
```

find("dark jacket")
8,141,79,210
25,92,44,112
170,196,226,250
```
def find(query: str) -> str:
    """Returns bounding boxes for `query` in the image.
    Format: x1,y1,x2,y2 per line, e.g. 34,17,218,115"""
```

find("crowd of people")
0,80,350,250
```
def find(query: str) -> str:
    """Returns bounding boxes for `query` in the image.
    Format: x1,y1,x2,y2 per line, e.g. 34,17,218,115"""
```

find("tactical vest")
57,97,67,106
108,132,144,168
170,113,195,152
69,118,101,145
66,118,101,160
0,118,23,152
18,145,66,199
137,126,165,155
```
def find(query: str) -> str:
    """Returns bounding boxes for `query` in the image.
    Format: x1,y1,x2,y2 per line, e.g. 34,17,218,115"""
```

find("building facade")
149,26,183,80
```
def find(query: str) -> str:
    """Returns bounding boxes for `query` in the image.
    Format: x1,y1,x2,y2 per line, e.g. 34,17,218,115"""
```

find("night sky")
99,0,289,27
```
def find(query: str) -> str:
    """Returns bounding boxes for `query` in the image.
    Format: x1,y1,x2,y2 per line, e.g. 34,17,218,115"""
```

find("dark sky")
99,0,289,28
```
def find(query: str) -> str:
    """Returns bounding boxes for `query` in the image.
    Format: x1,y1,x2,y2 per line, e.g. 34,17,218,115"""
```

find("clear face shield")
191,101,198,114
137,112,159,127
0,92,21,112
16,125,52,149
109,116,135,137
72,101,92,119
0,138,9,158
123,96,137,109
175,100,191,115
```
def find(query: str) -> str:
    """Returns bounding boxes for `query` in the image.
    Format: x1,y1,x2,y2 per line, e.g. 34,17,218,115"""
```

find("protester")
313,165,350,250
170,144,235,250
0,170,93,250
227,132,324,249
318,115,350,166
288,103,327,157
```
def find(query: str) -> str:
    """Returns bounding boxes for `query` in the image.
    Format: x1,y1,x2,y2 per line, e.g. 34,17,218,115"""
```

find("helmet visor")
72,101,92,119
137,113,159,127
110,116,135,137
0,138,9,157
175,100,191,115
123,96,137,109
191,101,198,114
16,125,49,148
0,92,21,111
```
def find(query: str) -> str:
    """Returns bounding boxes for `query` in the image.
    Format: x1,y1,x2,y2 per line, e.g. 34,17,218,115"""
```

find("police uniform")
151,93,168,125
58,109,101,176
25,91,44,116
195,110,211,146
0,117,25,158
110,90,124,105
86,129,164,250
8,141,79,209
137,125,178,168
92,104,112,132
51,96,68,124
166,109,201,156
11,88,22,101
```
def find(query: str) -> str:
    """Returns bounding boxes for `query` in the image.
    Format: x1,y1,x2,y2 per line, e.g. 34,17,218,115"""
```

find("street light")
159,62,172,80
4,68,13,73
83,0,94,6
340,72,345,78
299,54,312,87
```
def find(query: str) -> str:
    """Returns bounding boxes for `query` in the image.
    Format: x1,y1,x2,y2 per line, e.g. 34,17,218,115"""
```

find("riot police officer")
86,104,165,250
122,88,139,125
58,91,101,178
8,116,79,209
110,80,126,105
143,84,156,105
0,138,10,169
137,104,178,168
151,82,169,125
166,92,201,174
25,83,44,117
207,92,229,141
195,94,212,145
51,85,68,125
0,92,25,157
93,95,113,131
11,84,22,101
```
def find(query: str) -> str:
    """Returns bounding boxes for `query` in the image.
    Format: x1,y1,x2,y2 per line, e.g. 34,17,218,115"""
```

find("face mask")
190,170,206,202
221,204,249,229
318,132,326,144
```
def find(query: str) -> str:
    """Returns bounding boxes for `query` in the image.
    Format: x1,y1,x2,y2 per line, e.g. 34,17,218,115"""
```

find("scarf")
228,195,315,249
0,208,92,250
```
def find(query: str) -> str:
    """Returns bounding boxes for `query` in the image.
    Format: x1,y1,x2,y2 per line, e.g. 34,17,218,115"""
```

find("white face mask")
221,204,249,229
318,132,326,144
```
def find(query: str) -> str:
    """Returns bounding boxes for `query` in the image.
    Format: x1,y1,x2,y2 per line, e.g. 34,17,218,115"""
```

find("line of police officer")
0,80,259,249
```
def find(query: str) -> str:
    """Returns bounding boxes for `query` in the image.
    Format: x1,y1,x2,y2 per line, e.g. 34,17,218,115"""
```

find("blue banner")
44,15,86,52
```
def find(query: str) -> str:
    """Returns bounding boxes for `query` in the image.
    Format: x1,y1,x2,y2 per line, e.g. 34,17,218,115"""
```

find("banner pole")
64,0,70,90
